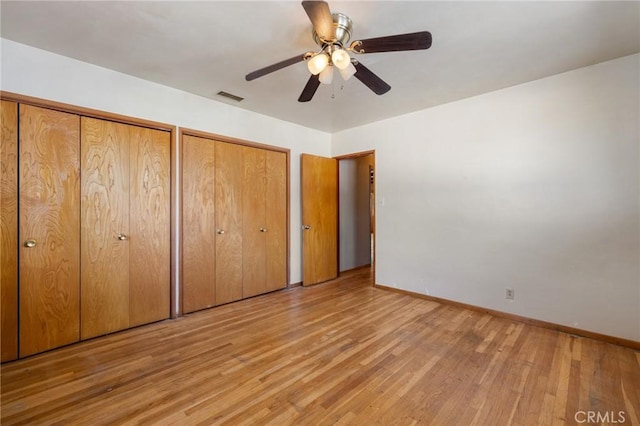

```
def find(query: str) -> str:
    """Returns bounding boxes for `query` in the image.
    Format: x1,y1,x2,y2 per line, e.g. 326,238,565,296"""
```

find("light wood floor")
2,268,639,425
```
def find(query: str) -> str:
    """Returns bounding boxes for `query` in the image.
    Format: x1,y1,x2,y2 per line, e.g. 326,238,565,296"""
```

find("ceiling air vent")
217,91,244,102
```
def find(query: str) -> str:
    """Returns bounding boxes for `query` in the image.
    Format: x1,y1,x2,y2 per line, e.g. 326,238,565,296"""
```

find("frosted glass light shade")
307,53,329,75
338,62,356,80
331,48,351,70
319,65,334,85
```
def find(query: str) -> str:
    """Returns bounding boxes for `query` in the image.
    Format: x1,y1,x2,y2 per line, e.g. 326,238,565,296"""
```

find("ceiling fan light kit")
245,1,433,102
307,53,329,75
331,48,351,70
338,62,357,81
319,65,334,85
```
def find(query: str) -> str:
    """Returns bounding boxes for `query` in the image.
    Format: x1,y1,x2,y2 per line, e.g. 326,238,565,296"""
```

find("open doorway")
337,152,375,283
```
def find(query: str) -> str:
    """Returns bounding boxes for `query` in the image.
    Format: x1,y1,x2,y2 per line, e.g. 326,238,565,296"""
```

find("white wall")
0,39,332,308
333,54,640,342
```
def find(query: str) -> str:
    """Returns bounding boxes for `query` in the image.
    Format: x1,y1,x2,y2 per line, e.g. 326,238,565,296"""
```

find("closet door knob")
24,239,37,248
117,234,128,241
217,229,225,235
260,227,268,233
302,225,311,230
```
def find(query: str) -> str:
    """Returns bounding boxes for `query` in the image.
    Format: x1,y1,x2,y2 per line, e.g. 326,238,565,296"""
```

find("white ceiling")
1,1,638,133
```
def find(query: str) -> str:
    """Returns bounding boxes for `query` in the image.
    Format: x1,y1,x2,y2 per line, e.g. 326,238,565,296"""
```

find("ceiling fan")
245,1,432,102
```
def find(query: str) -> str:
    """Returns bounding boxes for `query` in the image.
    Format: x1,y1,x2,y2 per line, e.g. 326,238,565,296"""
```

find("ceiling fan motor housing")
313,13,353,47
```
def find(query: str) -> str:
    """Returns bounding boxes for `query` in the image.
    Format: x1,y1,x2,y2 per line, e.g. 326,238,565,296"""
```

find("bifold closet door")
265,150,287,292
128,126,170,326
182,135,216,313
81,117,130,339
181,137,286,307
242,146,267,298
215,141,244,305
19,105,81,357
1,100,18,362
81,118,170,337
242,147,287,298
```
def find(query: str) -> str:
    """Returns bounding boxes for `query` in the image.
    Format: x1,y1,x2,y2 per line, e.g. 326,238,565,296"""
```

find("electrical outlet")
506,288,515,300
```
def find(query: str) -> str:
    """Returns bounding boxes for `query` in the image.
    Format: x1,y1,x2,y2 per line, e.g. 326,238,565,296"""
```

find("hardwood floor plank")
2,268,638,425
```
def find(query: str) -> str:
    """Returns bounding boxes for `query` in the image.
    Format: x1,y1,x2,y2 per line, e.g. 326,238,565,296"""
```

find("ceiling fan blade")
246,54,307,81
353,62,391,95
298,74,321,102
351,31,432,54
302,1,334,41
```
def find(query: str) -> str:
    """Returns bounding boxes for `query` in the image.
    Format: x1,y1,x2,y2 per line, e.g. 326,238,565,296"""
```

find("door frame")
335,150,376,285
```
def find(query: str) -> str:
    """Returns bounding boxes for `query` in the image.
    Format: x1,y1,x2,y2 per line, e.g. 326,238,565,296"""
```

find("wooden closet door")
242,146,267,298
128,126,170,326
19,105,80,357
1,100,18,361
215,142,243,304
265,150,287,292
81,117,130,339
182,135,216,313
